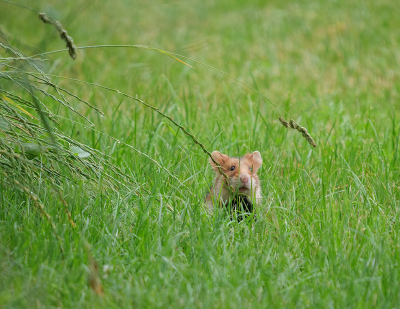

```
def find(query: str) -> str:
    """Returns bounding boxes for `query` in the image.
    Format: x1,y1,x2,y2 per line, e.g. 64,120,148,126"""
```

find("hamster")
205,151,263,212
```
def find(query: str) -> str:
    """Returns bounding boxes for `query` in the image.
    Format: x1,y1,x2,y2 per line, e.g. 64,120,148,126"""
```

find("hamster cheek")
229,177,239,189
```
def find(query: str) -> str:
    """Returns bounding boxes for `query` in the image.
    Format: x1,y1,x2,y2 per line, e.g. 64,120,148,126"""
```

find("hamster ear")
251,151,263,171
209,151,228,172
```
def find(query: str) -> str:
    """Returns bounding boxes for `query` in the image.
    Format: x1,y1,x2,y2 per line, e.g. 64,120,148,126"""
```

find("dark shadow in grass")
226,195,257,224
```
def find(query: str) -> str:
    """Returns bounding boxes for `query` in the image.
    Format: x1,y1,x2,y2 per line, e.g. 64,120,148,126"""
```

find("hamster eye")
249,166,253,172
230,166,235,171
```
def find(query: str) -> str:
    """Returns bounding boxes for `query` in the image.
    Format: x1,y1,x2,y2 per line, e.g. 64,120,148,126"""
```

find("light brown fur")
206,151,263,211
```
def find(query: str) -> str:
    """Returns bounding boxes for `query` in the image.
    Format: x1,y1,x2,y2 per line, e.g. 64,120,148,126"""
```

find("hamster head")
209,151,262,195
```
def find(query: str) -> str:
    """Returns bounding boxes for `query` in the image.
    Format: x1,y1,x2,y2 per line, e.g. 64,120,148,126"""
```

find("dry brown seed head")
38,12,77,60
279,116,290,128
279,117,316,148
289,119,297,129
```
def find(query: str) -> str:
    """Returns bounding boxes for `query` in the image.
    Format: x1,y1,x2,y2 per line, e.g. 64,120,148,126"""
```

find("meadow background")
1,0,400,307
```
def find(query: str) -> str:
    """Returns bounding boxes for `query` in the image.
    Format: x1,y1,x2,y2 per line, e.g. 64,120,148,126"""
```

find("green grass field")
1,0,400,307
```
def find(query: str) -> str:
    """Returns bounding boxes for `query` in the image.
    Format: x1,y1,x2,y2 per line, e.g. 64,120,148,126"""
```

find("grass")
1,0,400,307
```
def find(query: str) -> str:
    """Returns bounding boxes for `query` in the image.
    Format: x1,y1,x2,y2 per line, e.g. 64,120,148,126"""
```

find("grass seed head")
279,116,290,128
279,117,317,147
38,13,77,60
289,119,297,129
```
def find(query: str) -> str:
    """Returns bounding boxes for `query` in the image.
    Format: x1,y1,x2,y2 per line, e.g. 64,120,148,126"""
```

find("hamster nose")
240,175,250,184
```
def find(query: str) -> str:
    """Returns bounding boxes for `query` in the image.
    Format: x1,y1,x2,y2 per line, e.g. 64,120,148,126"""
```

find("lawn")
1,0,400,308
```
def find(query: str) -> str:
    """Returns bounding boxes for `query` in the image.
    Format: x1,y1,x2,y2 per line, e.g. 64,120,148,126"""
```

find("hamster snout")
239,174,250,184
